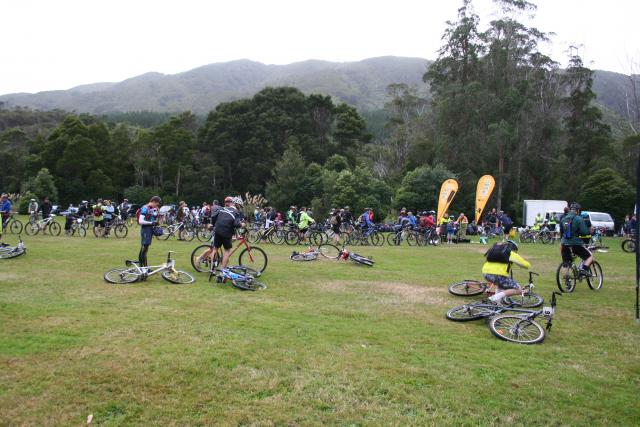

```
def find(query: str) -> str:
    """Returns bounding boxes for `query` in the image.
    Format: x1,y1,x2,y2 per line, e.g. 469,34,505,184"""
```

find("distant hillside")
0,57,431,114
0,57,635,123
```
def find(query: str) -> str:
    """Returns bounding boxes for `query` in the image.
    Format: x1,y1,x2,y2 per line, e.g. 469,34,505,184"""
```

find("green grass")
1,221,639,425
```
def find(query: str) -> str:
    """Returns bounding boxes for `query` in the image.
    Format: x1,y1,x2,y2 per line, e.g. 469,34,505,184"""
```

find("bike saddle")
125,260,140,266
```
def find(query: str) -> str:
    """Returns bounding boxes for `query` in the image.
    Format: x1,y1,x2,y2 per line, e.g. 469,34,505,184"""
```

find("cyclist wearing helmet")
482,240,531,303
560,202,593,276
210,196,245,271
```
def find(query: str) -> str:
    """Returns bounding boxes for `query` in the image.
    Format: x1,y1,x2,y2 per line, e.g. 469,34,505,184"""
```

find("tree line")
0,0,637,224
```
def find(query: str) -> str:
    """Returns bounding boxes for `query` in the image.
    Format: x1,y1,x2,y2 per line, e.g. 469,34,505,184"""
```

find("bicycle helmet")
505,239,519,252
569,202,581,211
581,211,589,218
233,196,244,206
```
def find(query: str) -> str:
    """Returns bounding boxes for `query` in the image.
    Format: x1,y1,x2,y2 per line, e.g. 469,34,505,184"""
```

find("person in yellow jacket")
481,240,531,303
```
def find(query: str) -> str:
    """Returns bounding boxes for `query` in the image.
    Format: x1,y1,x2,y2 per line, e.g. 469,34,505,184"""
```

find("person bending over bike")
209,197,245,278
560,202,593,276
137,196,161,273
482,240,531,304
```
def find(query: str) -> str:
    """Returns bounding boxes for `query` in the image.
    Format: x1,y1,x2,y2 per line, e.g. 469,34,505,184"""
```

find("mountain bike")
446,292,561,344
209,265,266,291
386,225,418,246
448,272,543,307
190,232,268,274
104,251,195,284
290,247,320,261
316,242,374,266
348,224,384,246
248,223,285,244
417,227,441,246
24,214,61,236
65,217,86,237
93,217,128,238
3,215,23,234
556,251,603,293
0,236,26,259
156,221,194,241
587,227,608,252
518,228,540,244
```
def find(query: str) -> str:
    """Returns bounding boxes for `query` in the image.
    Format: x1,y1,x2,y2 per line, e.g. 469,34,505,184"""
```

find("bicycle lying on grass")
316,243,374,266
208,265,266,291
448,272,544,307
290,247,320,261
0,236,26,259
446,291,561,344
104,251,195,284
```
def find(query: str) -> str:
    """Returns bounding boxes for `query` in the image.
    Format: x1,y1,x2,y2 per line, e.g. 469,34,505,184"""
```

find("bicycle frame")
126,252,176,277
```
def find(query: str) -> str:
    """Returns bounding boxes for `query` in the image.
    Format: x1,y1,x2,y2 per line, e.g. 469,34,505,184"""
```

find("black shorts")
212,234,233,250
299,228,308,234
503,224,513,234
94,220,105,228
561,244,591,264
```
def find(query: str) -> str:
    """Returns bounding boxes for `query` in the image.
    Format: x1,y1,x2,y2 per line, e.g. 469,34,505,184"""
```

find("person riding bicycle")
210,196,245,276
482,240,531,304
560,202,593,276
297,207,315,243
137,196,161,274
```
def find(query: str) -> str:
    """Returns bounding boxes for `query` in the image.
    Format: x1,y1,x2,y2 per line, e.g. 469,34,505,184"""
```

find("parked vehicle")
582,211,615,236
522,200,567,226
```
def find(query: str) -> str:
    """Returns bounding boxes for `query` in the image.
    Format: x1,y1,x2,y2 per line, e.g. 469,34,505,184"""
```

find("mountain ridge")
0,56,634,119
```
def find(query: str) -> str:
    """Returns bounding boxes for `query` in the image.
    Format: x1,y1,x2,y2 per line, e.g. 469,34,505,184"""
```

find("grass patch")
0,223,639,425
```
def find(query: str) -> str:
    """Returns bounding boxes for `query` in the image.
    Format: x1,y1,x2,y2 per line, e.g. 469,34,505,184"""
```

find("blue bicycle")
209,265,266,291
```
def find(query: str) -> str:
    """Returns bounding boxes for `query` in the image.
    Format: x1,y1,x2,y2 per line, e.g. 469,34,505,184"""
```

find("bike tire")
190,244,216,273
247,229,261,244
197,227,213,242
386,232,398,246
540,232,551,244
227,266,261,278
448,280,486,296
488,315,545,344
161,270,195,284
114,224,129,239
622,239,636,253
285,231,299,245
48,221,61,236
179,228,195,242
9,220,23,234
446,304,496,321
158,225,171,240
77,226,86,237
368,232,381,246
318,243,341,259
232,277,267,291
0,248,25,259
268,229,285,245
406,233,417,246
430,233,441,246
586,260,603,290
24,223,39,236
503,293,544,308
238,246,268,273
104,268,139,284
556,263,577,293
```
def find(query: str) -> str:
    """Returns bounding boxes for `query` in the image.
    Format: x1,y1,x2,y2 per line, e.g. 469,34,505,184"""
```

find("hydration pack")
485,243,511,263
561,215,575,239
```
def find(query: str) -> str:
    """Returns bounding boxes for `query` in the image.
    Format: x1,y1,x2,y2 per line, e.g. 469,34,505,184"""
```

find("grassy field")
1,220,639,426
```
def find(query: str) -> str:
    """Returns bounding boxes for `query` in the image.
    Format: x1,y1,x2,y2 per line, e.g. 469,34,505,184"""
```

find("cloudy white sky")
2,0,638,95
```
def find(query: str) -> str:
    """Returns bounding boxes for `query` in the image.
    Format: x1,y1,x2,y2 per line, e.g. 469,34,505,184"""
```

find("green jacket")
560,213,589,246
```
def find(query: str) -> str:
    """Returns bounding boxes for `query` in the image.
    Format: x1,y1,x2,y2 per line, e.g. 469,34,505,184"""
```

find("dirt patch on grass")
0,272,19,281
319,280,448,305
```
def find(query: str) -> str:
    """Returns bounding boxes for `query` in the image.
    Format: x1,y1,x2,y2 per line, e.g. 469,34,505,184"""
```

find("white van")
583,211,615,235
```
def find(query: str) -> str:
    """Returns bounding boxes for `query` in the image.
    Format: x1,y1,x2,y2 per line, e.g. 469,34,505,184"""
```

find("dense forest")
0,0,638,224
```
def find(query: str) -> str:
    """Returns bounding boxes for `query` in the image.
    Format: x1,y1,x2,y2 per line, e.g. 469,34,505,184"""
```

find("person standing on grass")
210,196,244,279
457,212,469,240
138,196,161,274
0,194,12,239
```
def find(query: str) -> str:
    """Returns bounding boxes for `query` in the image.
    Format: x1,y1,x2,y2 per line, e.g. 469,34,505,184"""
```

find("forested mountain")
0,56,634,120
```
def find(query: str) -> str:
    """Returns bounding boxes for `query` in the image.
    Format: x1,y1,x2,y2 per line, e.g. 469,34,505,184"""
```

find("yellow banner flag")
475,175,496,223
437,179,459,223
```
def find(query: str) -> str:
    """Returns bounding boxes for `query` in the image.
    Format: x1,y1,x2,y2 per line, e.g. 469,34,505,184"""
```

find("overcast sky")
2,0,638,95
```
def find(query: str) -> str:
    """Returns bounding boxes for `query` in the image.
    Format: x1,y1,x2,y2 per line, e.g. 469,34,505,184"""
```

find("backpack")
561,214,575,239
93,206,102,216
485,243,511,263
136,206,154,225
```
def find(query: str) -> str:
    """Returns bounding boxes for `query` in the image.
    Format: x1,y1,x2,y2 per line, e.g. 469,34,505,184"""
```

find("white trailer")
522,200,568,226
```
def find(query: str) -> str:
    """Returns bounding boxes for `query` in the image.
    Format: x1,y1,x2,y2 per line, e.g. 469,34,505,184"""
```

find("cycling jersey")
211,207,241,238
298,211,315,230
139,205,158,226
482,251,530,277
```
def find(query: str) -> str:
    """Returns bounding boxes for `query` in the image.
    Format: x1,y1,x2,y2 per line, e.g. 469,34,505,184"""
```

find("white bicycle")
0,236,26,259
104,251,195,284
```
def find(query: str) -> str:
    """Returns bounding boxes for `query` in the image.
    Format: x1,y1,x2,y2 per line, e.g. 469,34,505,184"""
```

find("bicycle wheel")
268,229,285,245
349,253,374,266
179,228,195,242
197,227,213,242
540,232,551,244
238,246,268,273
368,232,381,246
503,293,544,308
285,231,299,245
430,233,441,246
104,268,139,284
0,248,25,259
406,233,417,246
158,225,171,240
488,315,545,344
232,277,267,291
161,269,196,284
310,232,325,246
227,266,261,278
386,232,399,246
586,261,603,290
622,239,636,253
48,221,61,236
448,280,486,297
190,244,216,273
446,304,496,321
114,224,129,239
24,223,39,236
247,229,261,244
9,219,23,234
318,243,341,259
76,226,87,237
556,263,577,293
